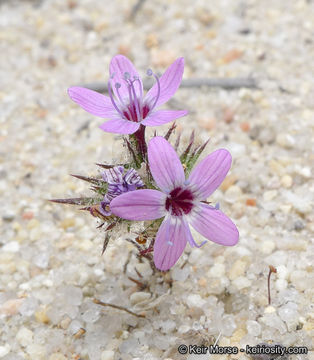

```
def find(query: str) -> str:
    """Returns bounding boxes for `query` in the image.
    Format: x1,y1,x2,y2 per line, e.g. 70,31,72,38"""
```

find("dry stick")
128,276,147,290
129,0,147,19
93,298,145,318
79,77,258,93
267,265,277,305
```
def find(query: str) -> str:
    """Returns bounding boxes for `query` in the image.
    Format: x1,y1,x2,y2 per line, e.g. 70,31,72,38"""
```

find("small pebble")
26,344,46,359
228,259,247,280
246,198,256,206
49,354,67,360
0,345,10,357
233,276,251,290
2,212,15,221
16,327,34,347
276,133,296,148
263,190,277,201
186,294,207,308
221,174,238,191
240,122,250,132
35,307,50,324
2,241,20,253
101,350,115,360
130,292,151,305
225,185,243,204
294,220,304,231
60,218,75,230
280,175,293,188
246,320,261,336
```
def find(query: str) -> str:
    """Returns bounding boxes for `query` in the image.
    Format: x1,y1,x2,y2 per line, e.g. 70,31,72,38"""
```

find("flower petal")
141,110,188,126
153,216,189,271
190,204,239,246
68,87,116,117
148,136,185,192
188,149,232,199
99,119,140,134
110,189,165,220
109,55,143,100
145,57,184,108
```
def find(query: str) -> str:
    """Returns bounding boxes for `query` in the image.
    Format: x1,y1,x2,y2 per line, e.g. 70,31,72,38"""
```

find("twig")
180,259,188,269
128,276,147,290
78,77,258,93
213,331,222,347
134,267,143,278
267,265,277,305
129,0,147,19
101,233,110,255
123,251,132,274
93,298,145,318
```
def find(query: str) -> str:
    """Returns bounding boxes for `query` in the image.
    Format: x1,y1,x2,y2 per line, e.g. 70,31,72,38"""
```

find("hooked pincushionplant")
68,55,188,135
53,54,239,273
110,136,239,271
99,166,144,217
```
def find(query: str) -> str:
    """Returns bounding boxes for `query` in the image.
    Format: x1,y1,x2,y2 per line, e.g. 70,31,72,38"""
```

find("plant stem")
267,265,277,305
133,124,147,161
93,298,145,318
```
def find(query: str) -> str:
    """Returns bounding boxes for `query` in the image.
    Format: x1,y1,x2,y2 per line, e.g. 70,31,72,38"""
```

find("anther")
184,180,190,185
115,82,121,89
107,80,125,119
124,72,130,80
146,69,153,76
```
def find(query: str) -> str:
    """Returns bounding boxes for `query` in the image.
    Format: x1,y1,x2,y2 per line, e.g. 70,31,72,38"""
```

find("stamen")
146,69,153,76
124,72,130,80
133,76,143,118
128,79,141,122
115,82,128,109
107,80,125,119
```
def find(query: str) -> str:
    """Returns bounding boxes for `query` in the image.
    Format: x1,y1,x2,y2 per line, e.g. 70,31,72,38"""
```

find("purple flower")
68,55,188,135
110,137,239,271
99,166,144,217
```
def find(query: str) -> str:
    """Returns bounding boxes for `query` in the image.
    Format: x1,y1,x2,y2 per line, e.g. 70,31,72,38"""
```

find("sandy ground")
0,0,313,359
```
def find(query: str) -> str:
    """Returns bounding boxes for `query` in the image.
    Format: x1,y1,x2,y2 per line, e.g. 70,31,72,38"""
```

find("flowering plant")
53,55,239,271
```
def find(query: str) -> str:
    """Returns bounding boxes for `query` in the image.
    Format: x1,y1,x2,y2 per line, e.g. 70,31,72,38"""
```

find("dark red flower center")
165,187,194,216
123,102,150,122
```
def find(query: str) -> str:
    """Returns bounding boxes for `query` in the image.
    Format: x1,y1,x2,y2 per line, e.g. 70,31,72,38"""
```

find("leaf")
71,174,103,186
49,197,98,206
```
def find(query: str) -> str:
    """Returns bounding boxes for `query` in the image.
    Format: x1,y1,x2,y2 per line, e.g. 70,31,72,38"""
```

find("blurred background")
0,0,313,359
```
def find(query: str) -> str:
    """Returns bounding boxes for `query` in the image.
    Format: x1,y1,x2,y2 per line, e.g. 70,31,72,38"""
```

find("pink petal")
153,216,189,271
68,87,116,118
145,58,184,108
110,189,165,220
190,204,239,246
99,118,140,134
148,136,185,192
188,149,232,199
141,110,188,126
109,55,143,100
